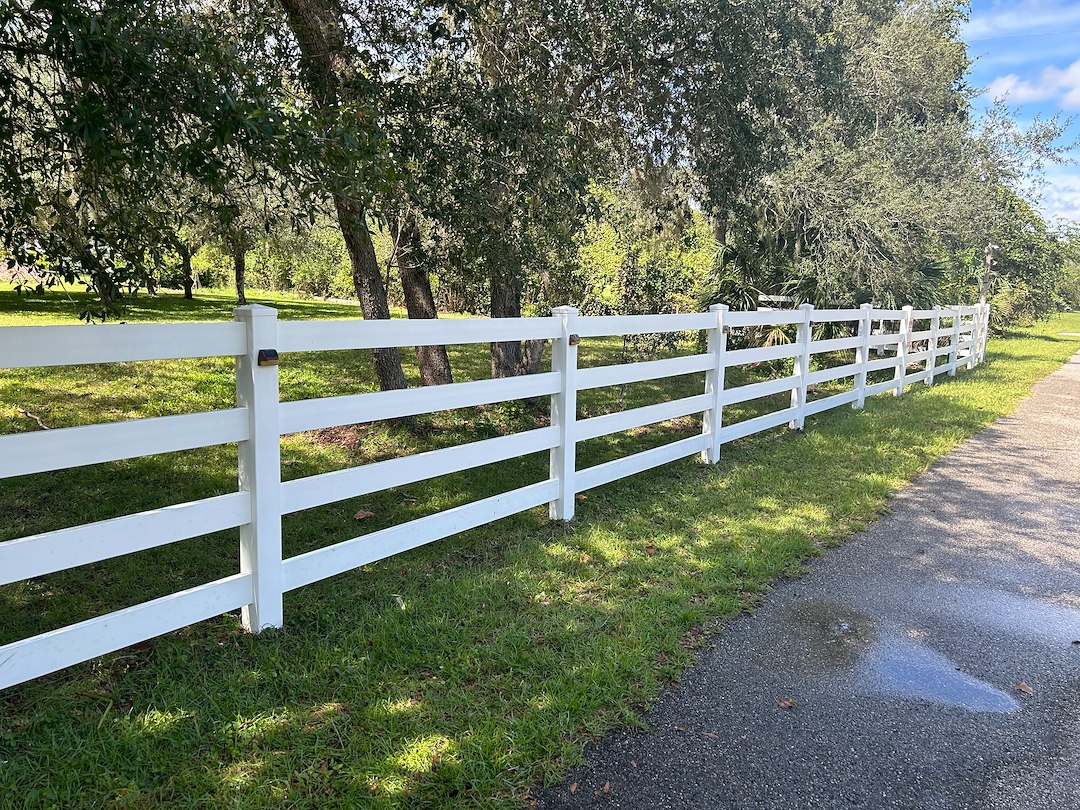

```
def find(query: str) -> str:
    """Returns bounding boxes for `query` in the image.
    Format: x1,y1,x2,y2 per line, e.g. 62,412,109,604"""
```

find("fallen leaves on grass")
645,543,656,555
353,509,375,520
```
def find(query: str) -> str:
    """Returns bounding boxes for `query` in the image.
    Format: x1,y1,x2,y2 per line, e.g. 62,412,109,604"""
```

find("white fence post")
968,306,980,371
949,305,961,376
980,303,988,365
789,303,814,429
926,306,941,386
549,306,579,520
234,305,284,632
978,303,991,364
894,305,912,396
853,303,873,409
701,304,728,463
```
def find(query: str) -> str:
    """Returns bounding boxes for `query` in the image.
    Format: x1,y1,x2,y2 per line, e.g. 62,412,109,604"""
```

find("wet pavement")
535,353,1080,809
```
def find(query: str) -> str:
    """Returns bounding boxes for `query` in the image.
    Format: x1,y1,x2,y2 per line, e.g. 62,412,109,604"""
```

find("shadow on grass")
2,300,1079,807
0,286,365,324
0,374,1032,808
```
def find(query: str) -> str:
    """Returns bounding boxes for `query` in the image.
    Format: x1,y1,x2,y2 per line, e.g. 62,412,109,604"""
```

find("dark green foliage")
1,0,1070,329
1057,226,1080,310
702,1,1069,318
0,0,386,316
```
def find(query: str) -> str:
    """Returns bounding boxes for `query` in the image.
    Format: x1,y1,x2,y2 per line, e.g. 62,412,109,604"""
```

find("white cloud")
1039,170,1080,224
984,58,1080,109
964,1,1080,40
986,74,1055,103
1058,65,1080,107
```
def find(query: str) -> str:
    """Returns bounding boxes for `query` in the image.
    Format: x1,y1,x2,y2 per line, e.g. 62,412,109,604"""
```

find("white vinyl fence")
0,301,991,689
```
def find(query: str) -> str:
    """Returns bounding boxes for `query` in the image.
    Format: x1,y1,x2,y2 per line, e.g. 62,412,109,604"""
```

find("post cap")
234,304,278,320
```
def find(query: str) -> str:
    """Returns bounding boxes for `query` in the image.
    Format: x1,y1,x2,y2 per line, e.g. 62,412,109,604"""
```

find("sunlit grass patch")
1,285,1079,807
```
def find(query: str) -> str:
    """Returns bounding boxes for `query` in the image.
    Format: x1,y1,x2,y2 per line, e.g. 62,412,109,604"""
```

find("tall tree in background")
0,0,385,316
386,0,829,375
707,0,1067,310
275,0,414,394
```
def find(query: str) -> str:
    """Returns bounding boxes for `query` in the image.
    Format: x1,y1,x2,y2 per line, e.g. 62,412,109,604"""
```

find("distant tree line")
1,0,1074,393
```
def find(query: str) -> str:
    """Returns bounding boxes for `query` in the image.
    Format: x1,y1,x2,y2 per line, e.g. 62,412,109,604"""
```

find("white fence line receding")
0,301,992,688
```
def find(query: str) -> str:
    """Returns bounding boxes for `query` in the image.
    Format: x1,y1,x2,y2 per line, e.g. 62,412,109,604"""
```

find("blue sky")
963,0,1080,225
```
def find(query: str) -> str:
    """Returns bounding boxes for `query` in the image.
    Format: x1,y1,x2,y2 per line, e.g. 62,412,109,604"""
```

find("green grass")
1,284,1079,809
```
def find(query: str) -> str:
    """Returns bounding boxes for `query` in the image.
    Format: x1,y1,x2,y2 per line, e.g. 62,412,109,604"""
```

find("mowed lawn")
2,284,1079,808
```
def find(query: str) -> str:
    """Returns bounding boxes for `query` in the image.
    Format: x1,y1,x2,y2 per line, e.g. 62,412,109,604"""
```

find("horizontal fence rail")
0,408,249,479
0,300,991,689
0,321,248,369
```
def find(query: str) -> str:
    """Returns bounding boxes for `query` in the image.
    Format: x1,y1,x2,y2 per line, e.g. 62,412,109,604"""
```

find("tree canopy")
2,0,1072,371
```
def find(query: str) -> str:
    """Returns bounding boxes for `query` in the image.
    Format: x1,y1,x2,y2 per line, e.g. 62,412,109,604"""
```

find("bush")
1058,257,1080,311
189,244,232,288
989,278,1038,330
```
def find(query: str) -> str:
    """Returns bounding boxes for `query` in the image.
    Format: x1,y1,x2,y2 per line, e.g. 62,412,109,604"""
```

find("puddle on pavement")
784,601,878,671
782,600,1019,713
860,639,1019,712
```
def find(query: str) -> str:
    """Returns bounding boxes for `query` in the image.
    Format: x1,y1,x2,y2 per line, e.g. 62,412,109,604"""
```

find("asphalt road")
535,352,1080,810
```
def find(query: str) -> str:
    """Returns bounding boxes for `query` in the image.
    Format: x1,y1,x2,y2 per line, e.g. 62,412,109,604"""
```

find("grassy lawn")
2,283,1079,808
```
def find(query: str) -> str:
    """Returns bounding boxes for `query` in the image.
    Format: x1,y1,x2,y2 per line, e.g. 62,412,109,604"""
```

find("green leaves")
1,0,390,316
707,0,1067,317
4,0,1066,330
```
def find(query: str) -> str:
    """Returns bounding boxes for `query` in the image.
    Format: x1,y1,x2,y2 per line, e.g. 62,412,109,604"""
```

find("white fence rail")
0,301,991,689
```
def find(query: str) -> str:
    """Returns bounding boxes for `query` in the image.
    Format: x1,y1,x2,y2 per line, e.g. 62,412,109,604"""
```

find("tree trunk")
490,264,524,378
520,339,546,375
394,216,453,386
334,195,411,396
712,210,730,273
92,271,115,310
712,210,729,246
179,244,194,299
234,244,247,305
279,0,410,399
